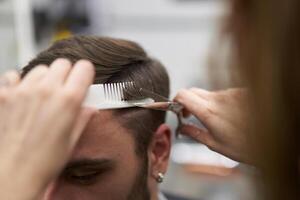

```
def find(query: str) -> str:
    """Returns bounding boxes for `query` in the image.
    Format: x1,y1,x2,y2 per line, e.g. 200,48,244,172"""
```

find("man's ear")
149,124,171,180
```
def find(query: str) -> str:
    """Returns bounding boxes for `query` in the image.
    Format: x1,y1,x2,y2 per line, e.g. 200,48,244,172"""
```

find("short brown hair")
22,36,170,157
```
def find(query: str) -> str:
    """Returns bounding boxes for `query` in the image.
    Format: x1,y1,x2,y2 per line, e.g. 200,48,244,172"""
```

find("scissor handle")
168,102,184,114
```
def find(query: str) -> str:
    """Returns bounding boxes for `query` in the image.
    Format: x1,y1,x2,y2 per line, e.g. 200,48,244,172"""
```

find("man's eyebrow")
64,158,115,170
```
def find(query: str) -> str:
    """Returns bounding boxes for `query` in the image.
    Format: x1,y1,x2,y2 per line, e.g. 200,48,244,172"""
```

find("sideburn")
126,154,150,200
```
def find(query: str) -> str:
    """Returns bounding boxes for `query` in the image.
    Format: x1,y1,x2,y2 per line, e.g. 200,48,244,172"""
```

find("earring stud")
156,172,164,183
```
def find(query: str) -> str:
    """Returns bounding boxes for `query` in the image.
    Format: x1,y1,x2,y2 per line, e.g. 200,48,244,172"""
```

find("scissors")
134,88,184,138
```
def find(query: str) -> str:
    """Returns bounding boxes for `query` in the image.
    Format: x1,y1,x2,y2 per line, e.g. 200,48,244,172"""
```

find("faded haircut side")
22,36,170,158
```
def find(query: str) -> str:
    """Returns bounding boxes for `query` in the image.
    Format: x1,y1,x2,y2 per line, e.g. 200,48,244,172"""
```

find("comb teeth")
83,81,155,109
103,81,135,102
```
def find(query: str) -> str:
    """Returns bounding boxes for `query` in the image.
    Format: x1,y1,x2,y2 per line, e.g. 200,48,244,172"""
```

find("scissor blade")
139,88,169,102
134,102,171,111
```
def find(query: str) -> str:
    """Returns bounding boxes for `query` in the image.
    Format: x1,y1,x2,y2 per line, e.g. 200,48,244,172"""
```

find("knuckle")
200,102,215,121
233,88,247,98
201,108,213,122
189,87,203,93
189,87,200,95
61,90,80,108
36,85,53,99
189,88,199,96
214,92,227,104
190,87,211,96
206,104,215,116
225,88,248,102
175,89,189,100
190,87,198,92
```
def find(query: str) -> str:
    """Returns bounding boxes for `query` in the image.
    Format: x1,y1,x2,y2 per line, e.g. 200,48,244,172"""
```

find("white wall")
98,0,227,95
0,0,18,73
0,0,35,72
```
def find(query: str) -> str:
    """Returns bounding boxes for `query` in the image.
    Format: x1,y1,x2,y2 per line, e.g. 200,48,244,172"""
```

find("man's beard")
126,156,151,200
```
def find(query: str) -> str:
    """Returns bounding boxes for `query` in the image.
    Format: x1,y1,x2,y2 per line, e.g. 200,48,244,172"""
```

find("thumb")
69,107,98,148
180,124,215,148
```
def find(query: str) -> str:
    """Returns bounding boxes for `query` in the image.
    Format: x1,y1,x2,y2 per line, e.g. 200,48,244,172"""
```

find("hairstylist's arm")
0,59,96,200
175,88,251,163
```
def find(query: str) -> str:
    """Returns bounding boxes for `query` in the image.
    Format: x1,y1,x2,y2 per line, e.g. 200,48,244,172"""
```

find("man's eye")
66,171,101,185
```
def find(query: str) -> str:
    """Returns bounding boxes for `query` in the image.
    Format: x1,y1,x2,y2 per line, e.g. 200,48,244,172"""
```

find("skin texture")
41,110,171,200
0,59,96,200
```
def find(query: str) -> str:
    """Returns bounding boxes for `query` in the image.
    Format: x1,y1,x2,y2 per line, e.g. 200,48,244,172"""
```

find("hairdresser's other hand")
0,59,96,200
175,88,251,163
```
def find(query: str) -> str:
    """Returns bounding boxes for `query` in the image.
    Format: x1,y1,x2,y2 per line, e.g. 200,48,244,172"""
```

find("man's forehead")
70,110,135,160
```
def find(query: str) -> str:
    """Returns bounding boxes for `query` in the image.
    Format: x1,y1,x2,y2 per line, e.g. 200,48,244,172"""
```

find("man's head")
22,36,171,200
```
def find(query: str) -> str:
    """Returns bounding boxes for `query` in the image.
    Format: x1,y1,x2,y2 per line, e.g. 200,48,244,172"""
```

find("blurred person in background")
0,0,299,200
174,0,299,200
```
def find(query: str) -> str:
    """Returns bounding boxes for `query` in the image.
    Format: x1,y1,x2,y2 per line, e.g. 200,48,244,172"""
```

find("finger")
0,76,9,88
41,58,72,88
2,70,21,87
20,65,49,87
0,71,20,102
63,60,95,103
188,88,214,117
174,89,213,125
189,87,211,99
180,124,215,149
69,107,98,147
0,78,9,103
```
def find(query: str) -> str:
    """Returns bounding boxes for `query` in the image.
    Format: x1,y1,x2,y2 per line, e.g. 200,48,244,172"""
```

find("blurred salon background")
0,0,255,199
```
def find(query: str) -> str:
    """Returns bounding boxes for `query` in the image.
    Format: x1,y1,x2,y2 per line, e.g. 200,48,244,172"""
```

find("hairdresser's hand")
175,88,251,163
0,59,96,200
